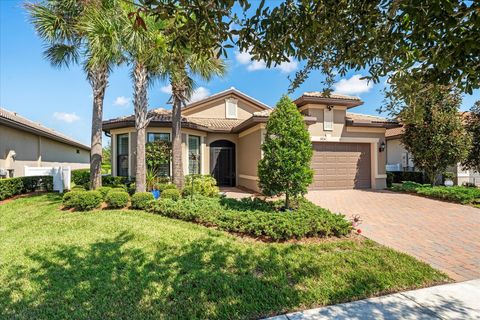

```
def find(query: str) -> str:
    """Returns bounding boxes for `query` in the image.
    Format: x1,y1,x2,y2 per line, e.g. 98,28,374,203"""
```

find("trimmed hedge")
387,171,426,184
161,188,181,201
105,191,130,209
97,186,112,199
156,183,177,192
69,191,103,211
0,176,53,200
71,170,131,188
131,192,154,210
417,186,480,204
390,181,480,204
71,169,90,186
148,196,352,241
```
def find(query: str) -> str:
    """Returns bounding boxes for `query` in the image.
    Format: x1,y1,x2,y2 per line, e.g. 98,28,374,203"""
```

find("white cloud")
235,51,253,65
160,84,172,94
113,96,129,107
188,87,210,103
333,74,373,95
277,58,298,73
53,112,80,123
247,60,267,71
235,50,297,73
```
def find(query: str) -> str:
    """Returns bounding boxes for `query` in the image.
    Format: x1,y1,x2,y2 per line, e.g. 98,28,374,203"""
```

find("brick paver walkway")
306,190,480,282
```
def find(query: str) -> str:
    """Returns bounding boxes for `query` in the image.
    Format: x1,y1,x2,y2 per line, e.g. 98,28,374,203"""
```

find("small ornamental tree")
145,140,172,175
258,95,313,209
401,87,470,185
463,101,480,173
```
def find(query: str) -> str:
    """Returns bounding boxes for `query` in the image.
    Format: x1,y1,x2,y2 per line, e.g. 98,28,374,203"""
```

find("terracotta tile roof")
0,107,90,150
186,117,245,130
303,92,362,101
346,112,388,122
252,109,273,117
385,126,405,138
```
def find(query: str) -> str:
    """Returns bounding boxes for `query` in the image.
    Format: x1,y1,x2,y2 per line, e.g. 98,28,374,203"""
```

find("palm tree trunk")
133,62,149,192
171,81,185,189
88,66,108,190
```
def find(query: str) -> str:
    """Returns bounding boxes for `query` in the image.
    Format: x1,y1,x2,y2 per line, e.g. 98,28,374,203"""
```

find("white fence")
24,166,71,193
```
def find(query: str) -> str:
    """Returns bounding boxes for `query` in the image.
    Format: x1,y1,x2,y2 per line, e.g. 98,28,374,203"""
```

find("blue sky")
1,0,479,146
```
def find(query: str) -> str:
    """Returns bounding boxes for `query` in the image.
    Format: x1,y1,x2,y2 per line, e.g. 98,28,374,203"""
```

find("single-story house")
102,87,399,191
386,124,480,186
0,108,90,178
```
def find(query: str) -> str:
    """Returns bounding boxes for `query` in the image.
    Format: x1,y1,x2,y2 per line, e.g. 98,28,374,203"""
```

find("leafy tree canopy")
463,101,480,173
258,95,313,208
139,0,480,96
400,85,470,185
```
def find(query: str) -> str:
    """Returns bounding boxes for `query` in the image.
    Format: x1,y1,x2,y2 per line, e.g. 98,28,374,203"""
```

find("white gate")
24,166,71,192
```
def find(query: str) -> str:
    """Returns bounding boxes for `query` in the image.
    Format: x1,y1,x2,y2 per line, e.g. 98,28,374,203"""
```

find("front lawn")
0,194,448,319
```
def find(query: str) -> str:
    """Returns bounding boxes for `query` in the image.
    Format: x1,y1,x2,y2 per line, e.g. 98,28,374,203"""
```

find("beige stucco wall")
386,138,404,166
301,104,387,188
237,126,263,192
0,124,89,177
183,98,263,120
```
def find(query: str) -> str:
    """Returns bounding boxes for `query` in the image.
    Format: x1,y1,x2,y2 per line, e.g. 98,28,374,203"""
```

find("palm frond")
188,53,227,81
26,1,82,43
43,43,80,68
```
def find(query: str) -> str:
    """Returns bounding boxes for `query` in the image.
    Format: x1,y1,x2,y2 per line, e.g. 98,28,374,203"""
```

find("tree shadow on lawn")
0,230,447,320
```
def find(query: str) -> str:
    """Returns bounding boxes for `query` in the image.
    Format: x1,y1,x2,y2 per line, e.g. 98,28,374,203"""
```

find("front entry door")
210,140,236,186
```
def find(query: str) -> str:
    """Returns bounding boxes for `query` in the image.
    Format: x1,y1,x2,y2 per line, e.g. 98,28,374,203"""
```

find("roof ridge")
0,107,89,149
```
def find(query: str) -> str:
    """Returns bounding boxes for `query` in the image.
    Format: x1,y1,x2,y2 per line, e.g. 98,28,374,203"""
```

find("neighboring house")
0,108,90,178
102,87,399,191
386,125,480,186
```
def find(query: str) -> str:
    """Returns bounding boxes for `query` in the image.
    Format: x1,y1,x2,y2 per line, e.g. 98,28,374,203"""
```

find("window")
324,107,333,131
225,98,238,119
116,134,129,177
188,135,201,174
147,132,171,177
147,132,170,143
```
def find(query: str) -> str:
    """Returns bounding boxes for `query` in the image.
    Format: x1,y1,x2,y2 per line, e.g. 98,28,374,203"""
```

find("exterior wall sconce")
378,142,386,152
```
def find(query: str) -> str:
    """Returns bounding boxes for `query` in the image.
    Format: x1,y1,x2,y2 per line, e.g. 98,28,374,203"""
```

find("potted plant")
443,172,455,187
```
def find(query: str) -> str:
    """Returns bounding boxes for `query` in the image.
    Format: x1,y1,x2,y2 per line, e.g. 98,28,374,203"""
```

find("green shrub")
71,185,86,192
105,191,130,209
156,183,177,191
103,175,129,186
131,192,154,210
62,191,82,209
108,187,128,194
417,186,480,204
148,197,352,241
390,181,430,192
161,188,181,201
387,171,426,184
183,175,220,198
97,186,112,199
0,176,53,201
71,169,90,186
70,191,103,211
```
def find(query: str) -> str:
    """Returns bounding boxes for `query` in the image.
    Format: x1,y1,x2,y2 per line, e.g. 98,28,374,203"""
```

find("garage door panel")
310,142,371,190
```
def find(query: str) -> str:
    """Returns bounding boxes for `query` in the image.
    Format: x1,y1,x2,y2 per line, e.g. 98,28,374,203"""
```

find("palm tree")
164,54,225,189
27,0,122,190
119,6,167,192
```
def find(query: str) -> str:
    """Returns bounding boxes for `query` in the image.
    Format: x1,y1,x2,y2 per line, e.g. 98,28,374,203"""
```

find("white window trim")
186,134,202,175
225,98,238,119
324,107,333,131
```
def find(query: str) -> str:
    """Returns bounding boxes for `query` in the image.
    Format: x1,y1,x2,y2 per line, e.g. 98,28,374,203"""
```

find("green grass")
0,194,448,319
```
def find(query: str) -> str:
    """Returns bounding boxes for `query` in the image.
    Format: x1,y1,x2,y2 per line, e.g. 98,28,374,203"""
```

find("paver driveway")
306,190,480,282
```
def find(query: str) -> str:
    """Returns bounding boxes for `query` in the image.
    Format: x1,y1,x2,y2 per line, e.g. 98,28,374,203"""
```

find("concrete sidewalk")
265,279,480,320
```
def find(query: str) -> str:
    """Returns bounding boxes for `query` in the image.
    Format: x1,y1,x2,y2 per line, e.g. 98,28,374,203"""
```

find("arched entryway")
210,140,236,186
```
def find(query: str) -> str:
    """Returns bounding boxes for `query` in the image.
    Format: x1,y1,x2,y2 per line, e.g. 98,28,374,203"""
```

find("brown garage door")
310,142,371,190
